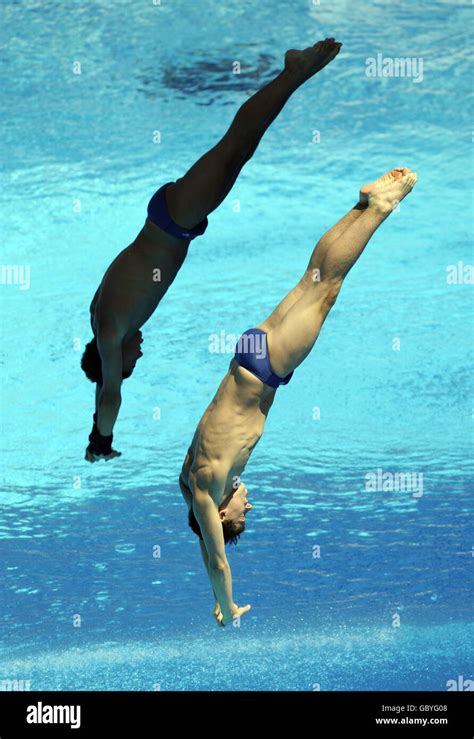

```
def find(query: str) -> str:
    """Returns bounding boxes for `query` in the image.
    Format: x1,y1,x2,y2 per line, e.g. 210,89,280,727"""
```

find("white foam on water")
1,622,472,683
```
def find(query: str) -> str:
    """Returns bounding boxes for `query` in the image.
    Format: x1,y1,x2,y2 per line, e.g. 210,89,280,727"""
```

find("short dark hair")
81,337,102,384
81,336,132,385
188,507,244,546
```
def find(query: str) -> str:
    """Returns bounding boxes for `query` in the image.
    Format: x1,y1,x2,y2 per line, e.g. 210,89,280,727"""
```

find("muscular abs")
181,360,276,505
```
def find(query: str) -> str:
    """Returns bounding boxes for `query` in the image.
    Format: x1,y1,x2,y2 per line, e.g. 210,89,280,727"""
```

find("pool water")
1,0,473,691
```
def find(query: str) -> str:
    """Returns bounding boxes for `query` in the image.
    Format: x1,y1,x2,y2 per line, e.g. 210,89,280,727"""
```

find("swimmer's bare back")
90,219,190,343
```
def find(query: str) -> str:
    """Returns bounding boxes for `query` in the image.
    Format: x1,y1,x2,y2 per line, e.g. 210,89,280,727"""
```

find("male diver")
179,168,417,625
81,39,343,461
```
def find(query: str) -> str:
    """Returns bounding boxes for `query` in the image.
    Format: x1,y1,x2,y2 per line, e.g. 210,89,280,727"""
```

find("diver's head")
80,331,143,384
80,337,102,384
188,484,252,546
219,483,252,532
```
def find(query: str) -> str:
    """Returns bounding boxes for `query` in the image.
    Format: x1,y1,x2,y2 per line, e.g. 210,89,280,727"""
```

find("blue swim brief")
234,327,294,389
147,181,208,240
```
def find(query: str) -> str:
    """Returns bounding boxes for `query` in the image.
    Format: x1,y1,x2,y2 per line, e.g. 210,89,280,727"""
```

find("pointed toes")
402,172,418,188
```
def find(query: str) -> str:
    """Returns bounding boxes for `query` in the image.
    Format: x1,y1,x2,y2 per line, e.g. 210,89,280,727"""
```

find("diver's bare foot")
359,167,412,206
368,172,418,214
284,38,342,83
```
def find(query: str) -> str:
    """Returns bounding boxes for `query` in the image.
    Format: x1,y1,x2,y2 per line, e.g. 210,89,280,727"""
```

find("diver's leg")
265,172,418,377
259,203,365,331
260,169,413,332
165,39,342,229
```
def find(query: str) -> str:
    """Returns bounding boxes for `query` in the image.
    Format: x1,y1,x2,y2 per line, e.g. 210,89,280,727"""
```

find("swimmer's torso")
90,221,189,338
181,360,276,506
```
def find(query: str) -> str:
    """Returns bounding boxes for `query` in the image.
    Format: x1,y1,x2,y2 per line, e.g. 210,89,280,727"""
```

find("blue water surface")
1,0,473,691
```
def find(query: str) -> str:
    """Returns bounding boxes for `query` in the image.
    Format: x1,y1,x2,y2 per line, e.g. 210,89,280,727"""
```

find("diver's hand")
86,414,118,461
214,609,224,626
221,603,251,626
213,600,224,626
85,447,122,463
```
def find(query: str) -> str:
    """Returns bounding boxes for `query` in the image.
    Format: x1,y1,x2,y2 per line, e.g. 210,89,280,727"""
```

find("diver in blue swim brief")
179,166,417,626
81,38,343,462
233,327,294,388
